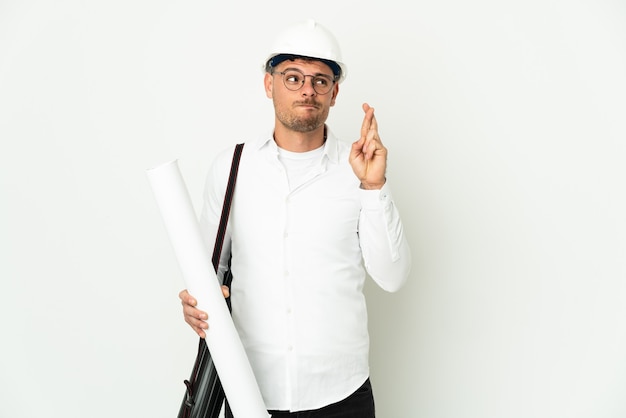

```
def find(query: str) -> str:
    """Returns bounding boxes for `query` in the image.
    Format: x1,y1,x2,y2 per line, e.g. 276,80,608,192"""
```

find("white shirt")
199,127,411,411
277,145,325,191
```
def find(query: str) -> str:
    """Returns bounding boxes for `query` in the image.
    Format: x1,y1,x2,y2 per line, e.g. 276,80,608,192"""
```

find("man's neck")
273,124,327,152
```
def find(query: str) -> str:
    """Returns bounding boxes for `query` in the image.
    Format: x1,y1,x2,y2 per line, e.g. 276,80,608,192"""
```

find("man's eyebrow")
281,67,334,78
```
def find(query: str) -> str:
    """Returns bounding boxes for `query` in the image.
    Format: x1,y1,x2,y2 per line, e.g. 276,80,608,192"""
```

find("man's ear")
264,73,273,99
330,84,339,107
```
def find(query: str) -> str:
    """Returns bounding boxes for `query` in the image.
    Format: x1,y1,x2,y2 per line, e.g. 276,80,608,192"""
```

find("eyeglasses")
274,69,336,95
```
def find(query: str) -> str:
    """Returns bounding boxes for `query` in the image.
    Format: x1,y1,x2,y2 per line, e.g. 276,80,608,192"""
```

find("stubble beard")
274,99,329,133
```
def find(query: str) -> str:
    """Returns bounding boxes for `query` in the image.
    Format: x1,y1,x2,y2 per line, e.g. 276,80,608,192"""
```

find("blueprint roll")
146,159,268,418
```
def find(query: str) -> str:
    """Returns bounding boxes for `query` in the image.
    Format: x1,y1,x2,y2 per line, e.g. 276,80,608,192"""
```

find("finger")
179,289,197,307
184,308,208,339
363,102,378,132
187,315,208,330
222,285,230,298
360,103,375,138
361,106,374,137
362,105,380,155
349,139,366,172
183,301,208,319
368,110,379,133
180,289,207,338
185,320,207,338
181,293,207,321
363,123,381,155
365,132,379,160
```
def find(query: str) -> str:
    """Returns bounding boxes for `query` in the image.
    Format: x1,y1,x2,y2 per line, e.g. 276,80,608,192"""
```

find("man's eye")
286,74,302,83
315,78,329,87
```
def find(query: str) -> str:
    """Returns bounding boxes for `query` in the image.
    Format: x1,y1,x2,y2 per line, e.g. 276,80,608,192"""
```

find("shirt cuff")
359,182,393,210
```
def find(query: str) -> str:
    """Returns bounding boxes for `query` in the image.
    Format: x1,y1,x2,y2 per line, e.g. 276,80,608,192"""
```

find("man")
179,19,411,417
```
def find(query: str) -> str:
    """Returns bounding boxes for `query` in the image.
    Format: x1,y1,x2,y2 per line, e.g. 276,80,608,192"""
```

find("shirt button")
288,345,293,352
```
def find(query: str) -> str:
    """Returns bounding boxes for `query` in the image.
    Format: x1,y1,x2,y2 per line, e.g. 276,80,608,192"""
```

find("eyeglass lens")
280,70,334,94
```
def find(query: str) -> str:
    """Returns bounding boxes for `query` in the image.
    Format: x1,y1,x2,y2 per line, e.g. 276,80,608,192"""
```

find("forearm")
358,183,412,292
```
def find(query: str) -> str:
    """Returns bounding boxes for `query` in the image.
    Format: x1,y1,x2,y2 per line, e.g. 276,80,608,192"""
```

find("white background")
1,1,625,417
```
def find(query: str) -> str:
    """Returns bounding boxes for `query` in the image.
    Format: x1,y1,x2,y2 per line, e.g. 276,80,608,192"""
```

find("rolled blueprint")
146,159,268,418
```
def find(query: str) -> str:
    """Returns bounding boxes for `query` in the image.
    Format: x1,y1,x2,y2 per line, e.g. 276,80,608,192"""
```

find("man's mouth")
295,101,319,109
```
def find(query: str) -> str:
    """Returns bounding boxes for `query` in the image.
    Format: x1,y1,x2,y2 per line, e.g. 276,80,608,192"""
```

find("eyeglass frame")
272,68,338,95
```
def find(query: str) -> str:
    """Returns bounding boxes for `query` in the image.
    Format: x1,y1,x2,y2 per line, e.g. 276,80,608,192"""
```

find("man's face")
264,58,339,133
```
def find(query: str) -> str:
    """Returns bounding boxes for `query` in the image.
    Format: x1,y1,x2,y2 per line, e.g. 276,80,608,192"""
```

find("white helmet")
263,19,347,83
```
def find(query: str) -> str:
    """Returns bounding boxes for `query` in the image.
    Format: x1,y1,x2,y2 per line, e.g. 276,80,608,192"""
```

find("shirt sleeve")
198,147,235,284
358,182,412,292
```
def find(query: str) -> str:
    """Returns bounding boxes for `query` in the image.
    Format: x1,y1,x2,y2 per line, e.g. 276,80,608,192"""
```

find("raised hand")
349,103,387,190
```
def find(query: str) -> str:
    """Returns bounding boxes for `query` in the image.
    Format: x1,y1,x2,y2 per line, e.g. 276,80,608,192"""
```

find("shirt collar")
251,125,340,164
